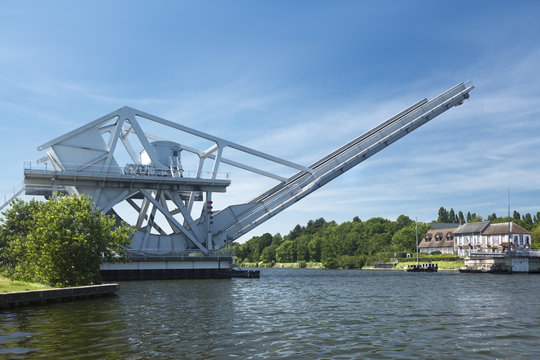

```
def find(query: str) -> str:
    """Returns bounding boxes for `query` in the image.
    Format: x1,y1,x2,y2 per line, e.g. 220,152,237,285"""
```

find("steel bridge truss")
24,107,316,255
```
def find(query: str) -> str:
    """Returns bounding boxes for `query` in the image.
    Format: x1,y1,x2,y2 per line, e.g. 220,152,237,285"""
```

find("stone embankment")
0,284,119,307
460,252,540,273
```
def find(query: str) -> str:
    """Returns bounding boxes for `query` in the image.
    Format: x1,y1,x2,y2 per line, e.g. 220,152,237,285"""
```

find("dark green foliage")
396,215,413,229
437,207,459,223
438,207,448,223
532,226,540,249
0,195,134,287
391,223,431,254
336,255,366,269
276,240,295,263
534,212,540,224
236,214,419,268
261,244,278,263
448,208,456,223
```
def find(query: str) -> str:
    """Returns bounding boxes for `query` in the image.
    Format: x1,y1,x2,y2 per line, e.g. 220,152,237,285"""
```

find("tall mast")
508,188,511,252
416,217,419,266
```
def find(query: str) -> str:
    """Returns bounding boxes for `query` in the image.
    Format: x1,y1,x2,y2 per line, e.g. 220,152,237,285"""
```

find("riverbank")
237,261,324,269
237,260,463,271
0,275,52,293
1,283,119,307
364,260,463,271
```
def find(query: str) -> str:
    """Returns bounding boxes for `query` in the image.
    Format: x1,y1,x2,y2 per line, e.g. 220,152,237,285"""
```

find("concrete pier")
99,255,260,280
0,284,119,307
460,251,540,273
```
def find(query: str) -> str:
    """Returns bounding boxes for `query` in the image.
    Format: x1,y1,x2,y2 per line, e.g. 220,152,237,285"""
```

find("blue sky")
1,1,540,241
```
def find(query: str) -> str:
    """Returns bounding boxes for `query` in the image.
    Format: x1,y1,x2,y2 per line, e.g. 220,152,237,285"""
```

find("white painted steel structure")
17,82,473,257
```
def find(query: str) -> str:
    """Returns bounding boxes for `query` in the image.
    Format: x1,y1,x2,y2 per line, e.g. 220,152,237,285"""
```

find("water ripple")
2,269,540,359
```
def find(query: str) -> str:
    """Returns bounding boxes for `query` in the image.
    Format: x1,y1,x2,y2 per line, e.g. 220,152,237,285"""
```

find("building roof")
419,228,455,249
452,221,490,235
429,222,460,230
482,222,531,235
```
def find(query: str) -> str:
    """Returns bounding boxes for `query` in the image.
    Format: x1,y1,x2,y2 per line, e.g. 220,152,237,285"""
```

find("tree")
303,218,326,235
295,235,311,261
0,198,44,271
513,211,521,221
524,213,533,226
458,211,464,223
438,207,448,223
448,208,456,223
391,223,430,253
396,215,413,229
532,226,540,249
469,213,483,222
0,195,134,287
308,236,322,262
466,211,472,222
288,224,304,241
487,213,497,222
261,244,278,263
271,233,283,246
534,212,540,224
276,240,295,263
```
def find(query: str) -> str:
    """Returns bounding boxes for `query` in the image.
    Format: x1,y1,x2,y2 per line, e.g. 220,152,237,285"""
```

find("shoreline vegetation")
236,258,464,271
231,208,540,271
0,275,53,293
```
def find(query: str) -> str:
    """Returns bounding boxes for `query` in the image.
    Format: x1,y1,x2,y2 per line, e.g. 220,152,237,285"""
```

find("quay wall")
462,253,540,273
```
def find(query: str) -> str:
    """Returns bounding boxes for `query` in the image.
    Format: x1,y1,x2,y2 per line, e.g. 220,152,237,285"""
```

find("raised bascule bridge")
2,82,473,279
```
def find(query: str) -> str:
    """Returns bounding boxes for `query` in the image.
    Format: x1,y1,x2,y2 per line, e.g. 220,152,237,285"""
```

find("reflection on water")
2,270,540,359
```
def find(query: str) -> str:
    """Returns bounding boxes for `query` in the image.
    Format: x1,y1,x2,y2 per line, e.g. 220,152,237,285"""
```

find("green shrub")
337,255,365,269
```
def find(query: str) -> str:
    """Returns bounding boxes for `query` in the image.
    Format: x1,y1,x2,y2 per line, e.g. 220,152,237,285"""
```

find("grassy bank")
237,261,323,269
0,275,53,293
365,259,464,270
394,260,464,270
238,259,464,270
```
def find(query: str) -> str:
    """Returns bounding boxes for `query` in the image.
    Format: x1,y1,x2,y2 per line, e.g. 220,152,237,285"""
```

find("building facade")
454,221,532,256
481,222,532,252
453,221,491,257
418,228,456,254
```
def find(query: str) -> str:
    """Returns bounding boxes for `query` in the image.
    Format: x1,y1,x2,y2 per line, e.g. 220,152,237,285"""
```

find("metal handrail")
24,161,231,180
124,248,235,259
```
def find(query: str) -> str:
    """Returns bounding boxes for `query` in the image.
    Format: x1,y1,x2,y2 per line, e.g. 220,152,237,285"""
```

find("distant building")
453,221,532,256
482,222,532,252
453,221,491,257
419,228,456,254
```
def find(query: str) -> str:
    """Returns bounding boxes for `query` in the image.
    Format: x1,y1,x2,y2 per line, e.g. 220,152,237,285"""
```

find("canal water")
2,268,540,359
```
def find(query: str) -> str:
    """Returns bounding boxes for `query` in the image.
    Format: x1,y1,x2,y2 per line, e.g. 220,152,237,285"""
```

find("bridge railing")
23,161,231,180
124,248,235,260
469,249,540,257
